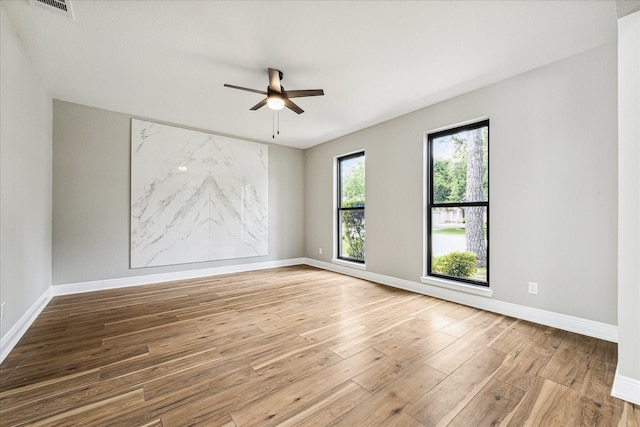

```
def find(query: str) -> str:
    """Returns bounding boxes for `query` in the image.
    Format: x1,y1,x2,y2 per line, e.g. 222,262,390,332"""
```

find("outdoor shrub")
341,199,365,259
432,251,477,278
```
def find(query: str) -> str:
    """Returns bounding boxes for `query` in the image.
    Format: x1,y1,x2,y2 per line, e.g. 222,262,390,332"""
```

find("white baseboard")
304,258,618,343
612,369,640,404
52,258,306,296
0,287,52,363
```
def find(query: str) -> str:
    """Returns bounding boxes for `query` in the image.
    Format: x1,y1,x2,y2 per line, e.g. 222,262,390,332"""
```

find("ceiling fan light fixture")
267,93,285,110
225,68,323,116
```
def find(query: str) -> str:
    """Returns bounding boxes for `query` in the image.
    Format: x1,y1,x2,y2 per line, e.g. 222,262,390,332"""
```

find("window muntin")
427,121,489,285
337,152,365,263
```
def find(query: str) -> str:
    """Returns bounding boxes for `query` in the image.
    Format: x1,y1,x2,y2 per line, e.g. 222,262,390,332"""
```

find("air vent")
28,0,75,20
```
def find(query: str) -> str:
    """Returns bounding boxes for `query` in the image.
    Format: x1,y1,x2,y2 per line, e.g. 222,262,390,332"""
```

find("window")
427,120,489,285
337,152,365,263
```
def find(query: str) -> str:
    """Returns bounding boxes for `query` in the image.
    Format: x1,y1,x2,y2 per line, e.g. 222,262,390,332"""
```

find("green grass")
433,227,465,235
473,267,487,281
433,226,488,237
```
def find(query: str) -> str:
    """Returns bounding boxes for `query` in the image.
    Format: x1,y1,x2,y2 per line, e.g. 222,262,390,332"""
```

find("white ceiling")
2,0,617,149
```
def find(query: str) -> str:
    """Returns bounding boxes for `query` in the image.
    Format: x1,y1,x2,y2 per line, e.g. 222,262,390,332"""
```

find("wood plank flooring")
0,265,638,426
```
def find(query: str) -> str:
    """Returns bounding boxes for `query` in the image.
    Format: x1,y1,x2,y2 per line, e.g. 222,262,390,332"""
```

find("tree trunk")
465,129,487,267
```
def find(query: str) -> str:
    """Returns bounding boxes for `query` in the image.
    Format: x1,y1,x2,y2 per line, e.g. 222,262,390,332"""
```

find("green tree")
433,153,465,203
433,159,452,202
448,156,466,203
342,161,365,205
341,200,365,260
341,159,365,260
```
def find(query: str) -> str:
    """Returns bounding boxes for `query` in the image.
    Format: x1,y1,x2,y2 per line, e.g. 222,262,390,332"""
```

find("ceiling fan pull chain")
272,111,280,139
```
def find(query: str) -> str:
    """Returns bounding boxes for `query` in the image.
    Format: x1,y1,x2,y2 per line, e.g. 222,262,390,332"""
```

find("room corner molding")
52,258,306,296
0,287,52,364
612,369,640,405
304,258,618,343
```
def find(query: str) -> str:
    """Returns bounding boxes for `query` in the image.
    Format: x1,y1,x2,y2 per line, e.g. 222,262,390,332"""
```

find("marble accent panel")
131,119,268,268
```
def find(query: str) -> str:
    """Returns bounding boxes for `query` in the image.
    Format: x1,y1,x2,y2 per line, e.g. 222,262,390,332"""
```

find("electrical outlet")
1,302,5,320
318,248,323,255
528,282,538,295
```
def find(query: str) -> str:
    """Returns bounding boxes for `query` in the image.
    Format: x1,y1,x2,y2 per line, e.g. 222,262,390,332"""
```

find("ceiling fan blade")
284,98,304,114
282,89,324,98
268,68,282,93
224,84,267,95
250,98,268,111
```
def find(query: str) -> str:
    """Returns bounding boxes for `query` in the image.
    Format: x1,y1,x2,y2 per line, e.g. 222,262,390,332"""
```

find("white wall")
52,101,304,285
0,8,52,339
616,9,640,394
305,43,618,325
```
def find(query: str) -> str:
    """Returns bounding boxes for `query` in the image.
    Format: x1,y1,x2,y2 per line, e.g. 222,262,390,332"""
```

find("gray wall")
617,11,640,382
0,8,52,337
53,101,304,285
305,43,618,325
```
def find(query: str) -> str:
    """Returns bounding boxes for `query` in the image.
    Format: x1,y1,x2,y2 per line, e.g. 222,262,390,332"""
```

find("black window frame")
427,120,489,286
337,151,365,264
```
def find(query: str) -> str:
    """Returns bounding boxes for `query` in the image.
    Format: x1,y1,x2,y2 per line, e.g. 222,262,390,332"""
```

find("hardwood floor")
0,265,638,426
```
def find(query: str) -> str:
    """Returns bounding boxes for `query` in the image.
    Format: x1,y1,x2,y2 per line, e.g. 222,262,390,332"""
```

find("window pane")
340,155,365,208
431,207,487,283
432,126,488,204
339,209,365,261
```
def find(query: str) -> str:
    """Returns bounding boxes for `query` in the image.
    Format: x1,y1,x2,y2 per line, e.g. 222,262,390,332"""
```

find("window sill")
332,258,366,270
420,276,493,297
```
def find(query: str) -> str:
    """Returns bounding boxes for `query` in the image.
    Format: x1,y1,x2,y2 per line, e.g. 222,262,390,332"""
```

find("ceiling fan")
224,68,324,114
